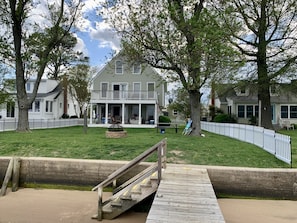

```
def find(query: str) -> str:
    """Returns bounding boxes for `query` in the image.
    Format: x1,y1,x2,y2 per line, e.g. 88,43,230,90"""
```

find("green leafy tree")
0,0,83,131
0,65,14,105
168,87,190,120
65,64,91,118
217,0,297,129
103,0,240,136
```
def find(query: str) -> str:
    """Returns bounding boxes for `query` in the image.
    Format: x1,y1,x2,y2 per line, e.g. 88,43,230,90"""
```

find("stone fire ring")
105,130,127,138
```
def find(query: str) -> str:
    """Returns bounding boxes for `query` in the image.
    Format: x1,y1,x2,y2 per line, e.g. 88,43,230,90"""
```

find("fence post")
97,187,103,221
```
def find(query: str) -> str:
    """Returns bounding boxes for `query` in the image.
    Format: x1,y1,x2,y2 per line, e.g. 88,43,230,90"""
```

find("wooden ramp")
146,164,225,223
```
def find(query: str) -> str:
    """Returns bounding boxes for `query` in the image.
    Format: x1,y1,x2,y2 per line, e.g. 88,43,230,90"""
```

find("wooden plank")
0,158,14,196
146,165,225,223
12,157,21,192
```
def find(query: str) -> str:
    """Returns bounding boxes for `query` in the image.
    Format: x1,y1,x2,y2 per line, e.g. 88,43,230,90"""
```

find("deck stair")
100,168,159,219
92,139,167,221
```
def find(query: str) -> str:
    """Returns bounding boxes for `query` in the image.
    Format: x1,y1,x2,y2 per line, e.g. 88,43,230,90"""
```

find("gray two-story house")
89,52,167,126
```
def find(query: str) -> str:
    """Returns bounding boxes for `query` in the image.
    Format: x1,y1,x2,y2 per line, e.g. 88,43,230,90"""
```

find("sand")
218,198,297,223
0,188,297,223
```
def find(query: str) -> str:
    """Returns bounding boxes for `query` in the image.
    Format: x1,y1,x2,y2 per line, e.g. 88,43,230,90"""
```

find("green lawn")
0,126,295,168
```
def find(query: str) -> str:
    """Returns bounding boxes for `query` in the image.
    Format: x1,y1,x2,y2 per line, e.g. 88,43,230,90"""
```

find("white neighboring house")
0,79,79,120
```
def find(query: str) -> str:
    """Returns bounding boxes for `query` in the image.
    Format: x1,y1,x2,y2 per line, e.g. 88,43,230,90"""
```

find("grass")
0,126,295,168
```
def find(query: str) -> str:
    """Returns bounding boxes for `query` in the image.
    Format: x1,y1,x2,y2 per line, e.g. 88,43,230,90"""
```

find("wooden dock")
146,164,225,223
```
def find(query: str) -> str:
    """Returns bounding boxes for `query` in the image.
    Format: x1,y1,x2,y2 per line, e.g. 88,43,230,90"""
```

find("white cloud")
73,34,89,56
82,0,105,12
89,21,121,51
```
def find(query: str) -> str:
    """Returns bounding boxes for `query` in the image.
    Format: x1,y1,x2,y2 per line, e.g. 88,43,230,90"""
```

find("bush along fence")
0,119,83,132
201,121,291,166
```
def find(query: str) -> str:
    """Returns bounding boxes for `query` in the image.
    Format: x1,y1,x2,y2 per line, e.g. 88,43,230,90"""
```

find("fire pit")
105,123,127,138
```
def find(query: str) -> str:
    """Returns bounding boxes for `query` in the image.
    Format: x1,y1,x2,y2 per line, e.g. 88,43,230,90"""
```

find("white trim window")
115,60,123,74
281,105,297,119
101,83,108,98
133,82,141,99
133,62,141,74
45,101,53,113
147,82,155,99
29,100,40,113
26,82,31,92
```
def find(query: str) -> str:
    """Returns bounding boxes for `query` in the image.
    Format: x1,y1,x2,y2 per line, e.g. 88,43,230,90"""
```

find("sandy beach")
0,188,297,223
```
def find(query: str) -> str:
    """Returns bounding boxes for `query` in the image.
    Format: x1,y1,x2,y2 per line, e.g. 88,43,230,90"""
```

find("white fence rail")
201,121,291,165
0,119,83,132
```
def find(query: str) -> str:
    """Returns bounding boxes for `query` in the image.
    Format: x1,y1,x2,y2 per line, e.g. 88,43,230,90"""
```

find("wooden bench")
156,123,178,133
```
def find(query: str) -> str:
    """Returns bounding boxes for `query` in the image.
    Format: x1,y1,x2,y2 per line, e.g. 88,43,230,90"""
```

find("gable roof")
92,51,166,83
216,81,297,104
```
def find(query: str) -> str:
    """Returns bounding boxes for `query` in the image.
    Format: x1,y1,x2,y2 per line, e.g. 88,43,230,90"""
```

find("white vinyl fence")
201,121,291,165
0,119,83,132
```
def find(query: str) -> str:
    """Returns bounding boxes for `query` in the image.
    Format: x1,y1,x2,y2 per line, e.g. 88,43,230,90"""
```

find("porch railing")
91,90,157,101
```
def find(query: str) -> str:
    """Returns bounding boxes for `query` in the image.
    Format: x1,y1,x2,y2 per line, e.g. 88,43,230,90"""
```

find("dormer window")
115,60,123,74
236,86,249,96
26,82,31,91
240,87,246,94
133,62,141,74
270,84,278,95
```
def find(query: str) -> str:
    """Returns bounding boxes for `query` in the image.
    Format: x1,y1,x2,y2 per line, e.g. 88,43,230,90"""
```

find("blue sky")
76,30,116,67
74,0,121,67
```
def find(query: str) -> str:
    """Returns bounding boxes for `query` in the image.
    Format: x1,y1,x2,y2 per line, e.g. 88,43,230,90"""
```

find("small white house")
0,79,79,120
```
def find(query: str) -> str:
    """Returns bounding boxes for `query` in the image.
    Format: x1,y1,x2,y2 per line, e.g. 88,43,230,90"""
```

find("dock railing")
91,138,167,220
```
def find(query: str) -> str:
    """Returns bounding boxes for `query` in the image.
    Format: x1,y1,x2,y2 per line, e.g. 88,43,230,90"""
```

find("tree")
0,65,14,105
0,0,83,131
104,0,239,136
217,0,297,129
168,87,190,119
65,64,91,118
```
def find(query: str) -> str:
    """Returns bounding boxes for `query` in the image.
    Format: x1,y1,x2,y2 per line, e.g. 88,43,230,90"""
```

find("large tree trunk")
258,62,273,129
189,90,202,136
17,98,30,132
257,0,273,130
11,0,30,132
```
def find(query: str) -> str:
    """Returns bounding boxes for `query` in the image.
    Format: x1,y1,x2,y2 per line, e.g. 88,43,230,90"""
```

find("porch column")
105,103,109,124
138,104,142,125
122,103,125,125
90,103,93,124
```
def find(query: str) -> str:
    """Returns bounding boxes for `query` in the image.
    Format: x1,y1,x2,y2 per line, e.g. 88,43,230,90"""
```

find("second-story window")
133,62,141,74
101,83,108,98
115,60,123,74
147,83,155,98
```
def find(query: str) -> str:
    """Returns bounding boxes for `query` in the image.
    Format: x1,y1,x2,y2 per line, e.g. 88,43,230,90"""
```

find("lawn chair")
182,118,193,135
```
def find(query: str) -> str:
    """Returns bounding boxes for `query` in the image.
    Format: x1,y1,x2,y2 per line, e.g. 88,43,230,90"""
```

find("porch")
88,123,156,128
89,102,159,126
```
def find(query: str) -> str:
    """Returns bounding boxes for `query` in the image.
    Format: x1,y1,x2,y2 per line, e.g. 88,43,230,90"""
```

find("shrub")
159,115,171,123
213,114,237,123
249,116,258,125
61,113,69,119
